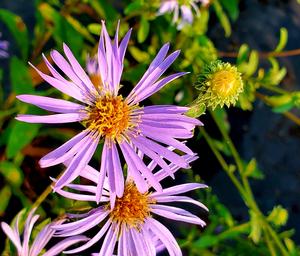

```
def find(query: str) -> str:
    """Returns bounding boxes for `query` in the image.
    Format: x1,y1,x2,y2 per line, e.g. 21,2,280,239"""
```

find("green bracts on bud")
195,60,244,110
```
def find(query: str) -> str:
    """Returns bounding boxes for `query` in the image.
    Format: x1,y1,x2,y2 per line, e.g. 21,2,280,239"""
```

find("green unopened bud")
195,60,244,110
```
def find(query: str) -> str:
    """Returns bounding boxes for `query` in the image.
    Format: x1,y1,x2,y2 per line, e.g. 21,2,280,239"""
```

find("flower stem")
31,171,63,210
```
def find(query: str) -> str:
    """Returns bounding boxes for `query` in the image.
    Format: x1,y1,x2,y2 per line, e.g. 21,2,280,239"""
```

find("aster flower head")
0,32,9,58
195,60,244,110
1,208,88,256
16,21,201,203
157,0,208,29
52,155,208,255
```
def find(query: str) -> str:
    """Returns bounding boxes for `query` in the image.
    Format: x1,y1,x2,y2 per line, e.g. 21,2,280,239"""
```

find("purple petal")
140,124,193,139
141,227,156,256
29,63,85,102
134,72,188,103
54,187,98,202
16,112,86,124
44,235,89,256
119,28,132,62
39,130,89,168
64,220,111,254
16,95,84,113
96,140,109,203
111,142,124,198
151,183,207,197
55,211,109,237
142,112,202,126
130,136,174,178
99,223,119,256
154,154,198,183
119,141,148,193
1,222,22,253
51,50,86,88
141,129,193,155
150,204,206,226
42,53,66,81
22,213,40,256
30,222,56,256
154,195,208,211
63,43,96,93
119,141,160,192
142,105,189,114
128,50,180,104
145,218,182,256
131,135,189,169
54,135,99,189
181,5,193,24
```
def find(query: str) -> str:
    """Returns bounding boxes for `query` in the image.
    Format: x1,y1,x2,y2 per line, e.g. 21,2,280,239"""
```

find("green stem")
261,84,288,95
264,230,277,256
200,127,247,201
31,171,63,210
265,224,289,256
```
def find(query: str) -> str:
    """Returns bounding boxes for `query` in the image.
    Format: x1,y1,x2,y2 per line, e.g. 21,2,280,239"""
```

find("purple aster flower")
16,21,202,202
52,154,208,255
157,0,208,29
1,208,88,256
0,32,9,58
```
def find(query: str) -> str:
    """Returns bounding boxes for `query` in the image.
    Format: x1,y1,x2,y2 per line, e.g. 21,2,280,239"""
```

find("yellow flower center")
109,183,154,228
85,95,131,140
211,70,238,98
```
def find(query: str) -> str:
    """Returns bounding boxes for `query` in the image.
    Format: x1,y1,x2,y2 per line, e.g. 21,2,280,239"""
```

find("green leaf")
244,158,264,179
0,186,12,215
88,0,118,20
6,120,40,159
128,46,150,63
244,50,259,77
88,23,101,35
0,9,29,60
138,17,150,43
274,27,288,52
125,1,143,15
10,56,34,94
220,0,239,21
249,210,262,244
193,235,219,248
272,101,294,113
237,44,250,66
0,161,24,187
284,238,297,255
213,0,231,37
64,14,96,43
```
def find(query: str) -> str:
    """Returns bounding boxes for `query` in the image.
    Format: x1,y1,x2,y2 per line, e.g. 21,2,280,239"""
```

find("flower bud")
195,60,243,109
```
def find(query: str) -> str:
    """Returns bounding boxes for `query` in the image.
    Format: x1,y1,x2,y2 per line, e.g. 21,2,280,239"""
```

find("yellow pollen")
109,183,154,229
211,70,238,98
85,95,131,140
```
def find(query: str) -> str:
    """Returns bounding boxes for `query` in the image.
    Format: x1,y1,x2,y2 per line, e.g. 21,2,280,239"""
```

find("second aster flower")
157,0,209,29
16,21,202,202
52,157,207,255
